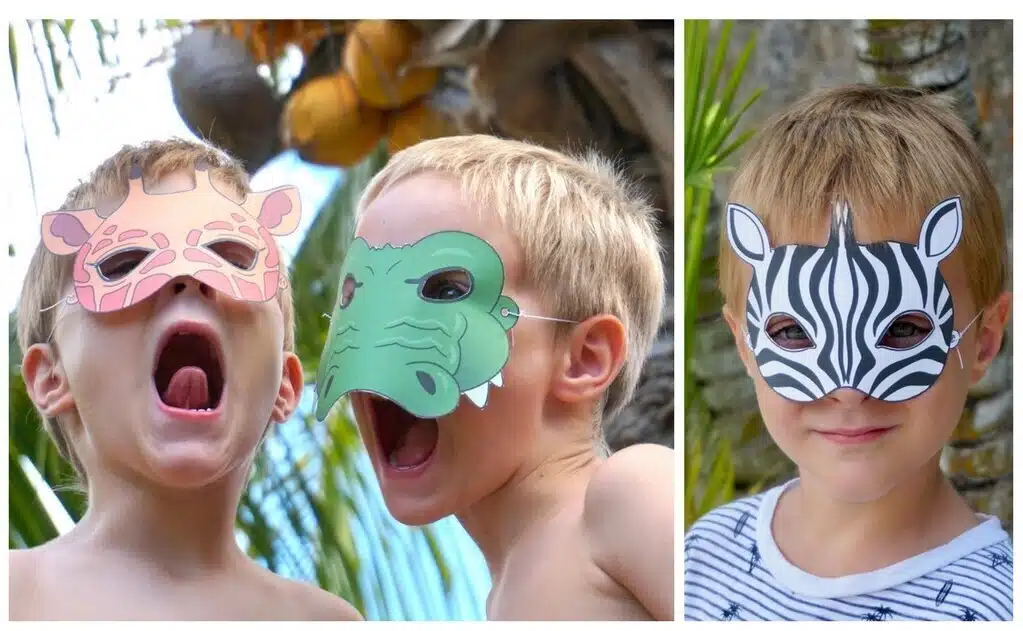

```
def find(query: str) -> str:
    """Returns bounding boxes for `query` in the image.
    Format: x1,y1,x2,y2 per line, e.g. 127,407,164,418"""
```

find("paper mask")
315,231,519,421
40,162,301,312
726,197,970,403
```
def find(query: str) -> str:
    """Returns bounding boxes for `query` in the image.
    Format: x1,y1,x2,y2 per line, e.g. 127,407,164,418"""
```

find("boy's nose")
828,387,868,404
170,276,215,300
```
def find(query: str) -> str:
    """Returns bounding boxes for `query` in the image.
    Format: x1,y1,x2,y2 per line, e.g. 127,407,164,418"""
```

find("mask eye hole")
766,313,815,351
339,273,361,309
206,239,258,271
416,268,473,302
96,248,154,281
878,311,934,350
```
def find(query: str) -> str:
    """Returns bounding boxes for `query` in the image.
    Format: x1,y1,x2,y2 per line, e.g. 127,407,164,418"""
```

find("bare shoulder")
9,548,40,585
9,547,39,573
584,443,674,518
582,443,675,620
292,582,364,621
260,570,363,621
9,548,47,619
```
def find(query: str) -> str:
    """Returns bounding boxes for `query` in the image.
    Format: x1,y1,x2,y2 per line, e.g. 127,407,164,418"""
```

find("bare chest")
12,558,300,621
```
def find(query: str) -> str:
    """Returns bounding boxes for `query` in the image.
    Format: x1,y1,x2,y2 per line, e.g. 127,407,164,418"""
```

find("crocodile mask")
314,231,520,421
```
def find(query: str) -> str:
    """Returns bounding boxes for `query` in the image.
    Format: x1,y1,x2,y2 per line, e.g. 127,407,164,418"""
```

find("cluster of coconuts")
279,20,453,167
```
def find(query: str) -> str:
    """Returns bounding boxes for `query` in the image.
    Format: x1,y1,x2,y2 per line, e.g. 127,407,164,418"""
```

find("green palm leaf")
682,20,762,527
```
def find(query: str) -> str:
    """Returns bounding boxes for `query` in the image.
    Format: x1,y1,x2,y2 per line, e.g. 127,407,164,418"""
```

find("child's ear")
21,343,75,418
722,304,756,379
970,291,1012,383
550,315,627,406
271,353,305,423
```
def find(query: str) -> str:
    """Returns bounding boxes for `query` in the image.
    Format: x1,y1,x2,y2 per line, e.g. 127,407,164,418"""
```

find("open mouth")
369,395,439,470
153,324,225,413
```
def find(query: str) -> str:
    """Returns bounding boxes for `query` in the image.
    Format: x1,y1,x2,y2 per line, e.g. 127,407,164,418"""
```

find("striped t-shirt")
684,479,1013,621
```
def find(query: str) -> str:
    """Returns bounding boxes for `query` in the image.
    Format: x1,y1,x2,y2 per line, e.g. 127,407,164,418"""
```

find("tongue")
162,366,210,410
389,420,438,468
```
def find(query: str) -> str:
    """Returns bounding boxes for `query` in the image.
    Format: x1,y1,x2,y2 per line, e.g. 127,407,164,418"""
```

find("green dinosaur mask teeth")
315,231,519,421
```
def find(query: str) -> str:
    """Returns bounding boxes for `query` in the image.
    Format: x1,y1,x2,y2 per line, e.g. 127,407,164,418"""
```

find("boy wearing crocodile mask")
316,135,673,620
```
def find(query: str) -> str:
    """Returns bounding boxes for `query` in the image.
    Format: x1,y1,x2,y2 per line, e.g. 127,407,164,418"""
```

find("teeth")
388,433,405,467
463,382,489,408
489,371,503,387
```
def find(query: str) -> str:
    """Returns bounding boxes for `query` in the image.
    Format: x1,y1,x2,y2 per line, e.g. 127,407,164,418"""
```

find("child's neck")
456,437,600,581
64,466,250,577
776,458,980,577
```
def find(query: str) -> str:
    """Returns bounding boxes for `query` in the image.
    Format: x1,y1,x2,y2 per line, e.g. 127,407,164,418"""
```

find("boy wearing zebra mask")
684,85,1012,621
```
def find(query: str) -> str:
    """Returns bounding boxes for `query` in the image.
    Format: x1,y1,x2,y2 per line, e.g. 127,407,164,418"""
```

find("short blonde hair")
719,85,1006,313
16,138,296,483
356,135,666,446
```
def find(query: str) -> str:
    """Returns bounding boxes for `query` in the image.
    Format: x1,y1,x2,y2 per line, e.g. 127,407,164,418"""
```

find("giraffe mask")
40,162,302,313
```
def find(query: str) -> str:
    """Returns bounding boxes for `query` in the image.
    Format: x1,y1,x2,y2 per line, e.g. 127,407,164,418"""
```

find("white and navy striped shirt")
684,480,1013,621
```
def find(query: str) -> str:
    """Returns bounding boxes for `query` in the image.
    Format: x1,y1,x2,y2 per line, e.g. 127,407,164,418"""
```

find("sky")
2,20,490,619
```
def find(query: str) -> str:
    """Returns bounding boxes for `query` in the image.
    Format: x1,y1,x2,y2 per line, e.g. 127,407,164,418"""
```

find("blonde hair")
356,135,666,450
719,85,1006,313
16,138,296,484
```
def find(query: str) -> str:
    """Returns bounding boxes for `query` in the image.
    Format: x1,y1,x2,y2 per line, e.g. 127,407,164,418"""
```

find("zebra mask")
726,197,982,403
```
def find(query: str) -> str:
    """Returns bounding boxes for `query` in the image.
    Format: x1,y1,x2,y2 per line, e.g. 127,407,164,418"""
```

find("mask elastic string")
43,293,76,343
500,307,579,324
322,310,575,326
39,298,66,313
954,309,985,370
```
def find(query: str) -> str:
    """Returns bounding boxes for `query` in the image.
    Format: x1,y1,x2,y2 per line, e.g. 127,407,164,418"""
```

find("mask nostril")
173,282,187,293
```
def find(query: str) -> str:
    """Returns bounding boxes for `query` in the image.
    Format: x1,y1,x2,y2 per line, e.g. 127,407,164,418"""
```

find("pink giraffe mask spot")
234,275,264,301
99,283,132,312
130,274,172,305
50,214,91,248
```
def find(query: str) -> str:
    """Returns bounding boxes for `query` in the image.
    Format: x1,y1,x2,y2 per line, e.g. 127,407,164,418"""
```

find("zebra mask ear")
726,203,772,267
918,197,964,263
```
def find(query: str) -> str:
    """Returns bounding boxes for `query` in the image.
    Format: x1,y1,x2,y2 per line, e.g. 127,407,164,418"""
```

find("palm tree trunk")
855,19,1012,532
855,20,979,135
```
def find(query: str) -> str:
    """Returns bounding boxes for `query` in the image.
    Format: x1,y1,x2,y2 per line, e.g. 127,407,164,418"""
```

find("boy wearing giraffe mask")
684,86,1012,621
11,139,361,621
313,135,674,620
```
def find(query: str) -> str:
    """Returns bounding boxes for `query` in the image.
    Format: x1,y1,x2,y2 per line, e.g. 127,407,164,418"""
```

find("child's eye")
96,248,153,281
766,314,814,351
206,240,258,271
417,269,472,302
339,273,362,309
878,312,933,350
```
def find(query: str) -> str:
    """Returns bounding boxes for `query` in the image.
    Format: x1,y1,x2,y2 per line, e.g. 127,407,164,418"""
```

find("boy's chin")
138,442,251,491
379,488,455,527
